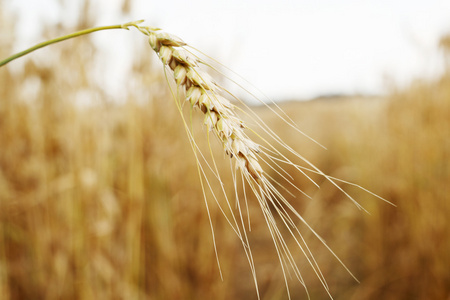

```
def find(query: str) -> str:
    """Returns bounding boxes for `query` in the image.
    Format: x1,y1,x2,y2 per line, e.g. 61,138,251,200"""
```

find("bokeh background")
1,1,449,299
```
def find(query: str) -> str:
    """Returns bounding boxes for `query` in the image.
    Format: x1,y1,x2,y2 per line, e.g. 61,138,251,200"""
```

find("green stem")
0,20,144,67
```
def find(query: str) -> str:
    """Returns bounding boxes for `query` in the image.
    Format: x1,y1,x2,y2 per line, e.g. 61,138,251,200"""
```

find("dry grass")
1,6,449,300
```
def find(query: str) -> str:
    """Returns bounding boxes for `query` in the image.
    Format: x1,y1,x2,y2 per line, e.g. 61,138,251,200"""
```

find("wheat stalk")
0,20,394,299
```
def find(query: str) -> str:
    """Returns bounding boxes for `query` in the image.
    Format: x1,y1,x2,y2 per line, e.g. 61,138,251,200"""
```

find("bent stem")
0,20,144,67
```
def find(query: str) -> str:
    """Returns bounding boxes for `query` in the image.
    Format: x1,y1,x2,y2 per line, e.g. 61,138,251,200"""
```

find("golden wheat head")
127,23,394,300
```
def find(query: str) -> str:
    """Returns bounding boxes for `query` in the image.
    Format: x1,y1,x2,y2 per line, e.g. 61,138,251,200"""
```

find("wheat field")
1,3,450,300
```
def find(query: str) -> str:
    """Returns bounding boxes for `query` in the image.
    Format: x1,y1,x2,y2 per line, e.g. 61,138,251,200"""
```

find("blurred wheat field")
1,6,450,300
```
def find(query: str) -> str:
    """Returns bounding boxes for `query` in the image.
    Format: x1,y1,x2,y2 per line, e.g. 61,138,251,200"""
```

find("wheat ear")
0,20,391,300
131,25,357,299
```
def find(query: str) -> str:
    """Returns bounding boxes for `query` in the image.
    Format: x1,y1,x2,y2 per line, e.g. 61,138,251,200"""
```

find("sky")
6,0,450,101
